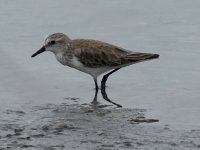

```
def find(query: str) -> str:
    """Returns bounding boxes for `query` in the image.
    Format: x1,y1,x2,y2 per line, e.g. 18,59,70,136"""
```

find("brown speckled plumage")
39,33,159,69
32,33,159,95
69,39,158,68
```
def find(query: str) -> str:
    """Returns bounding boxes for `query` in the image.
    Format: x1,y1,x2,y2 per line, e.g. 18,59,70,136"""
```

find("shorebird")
32,33,159,91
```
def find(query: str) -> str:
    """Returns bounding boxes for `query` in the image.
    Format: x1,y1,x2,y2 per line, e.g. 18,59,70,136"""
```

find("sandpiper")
32,33,159,91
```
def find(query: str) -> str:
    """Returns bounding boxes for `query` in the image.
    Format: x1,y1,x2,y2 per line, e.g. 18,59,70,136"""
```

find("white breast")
56,54,111,78
55,52,67,65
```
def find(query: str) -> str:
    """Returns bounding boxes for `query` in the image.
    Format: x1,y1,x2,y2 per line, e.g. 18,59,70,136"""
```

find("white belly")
56,54,112,78
70,57,113,78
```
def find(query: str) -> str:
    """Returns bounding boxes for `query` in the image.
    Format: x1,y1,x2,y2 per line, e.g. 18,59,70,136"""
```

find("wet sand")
1,99,200,150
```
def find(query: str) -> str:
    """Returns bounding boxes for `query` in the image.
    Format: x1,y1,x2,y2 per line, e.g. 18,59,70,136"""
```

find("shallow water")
1,0,200,149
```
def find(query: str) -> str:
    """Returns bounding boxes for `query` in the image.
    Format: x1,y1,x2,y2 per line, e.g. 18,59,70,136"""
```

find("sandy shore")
0,98,200,150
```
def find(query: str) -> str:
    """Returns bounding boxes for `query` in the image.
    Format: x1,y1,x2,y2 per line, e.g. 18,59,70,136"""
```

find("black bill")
31,46,46,57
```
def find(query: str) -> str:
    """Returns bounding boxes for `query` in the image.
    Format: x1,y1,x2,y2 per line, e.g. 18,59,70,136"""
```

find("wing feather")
72,39,128,67
70,39,159,68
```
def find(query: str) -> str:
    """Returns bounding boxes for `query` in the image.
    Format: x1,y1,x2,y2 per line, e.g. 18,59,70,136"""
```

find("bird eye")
50,40,56,45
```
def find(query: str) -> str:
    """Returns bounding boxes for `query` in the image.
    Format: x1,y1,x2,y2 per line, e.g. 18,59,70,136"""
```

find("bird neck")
55,51,73,66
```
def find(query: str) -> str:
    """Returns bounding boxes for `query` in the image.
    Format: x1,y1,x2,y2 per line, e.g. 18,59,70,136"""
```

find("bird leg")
91,86,99,107
101,68,121,90
93,78,99,92
93,75,122,107
101,87,122,107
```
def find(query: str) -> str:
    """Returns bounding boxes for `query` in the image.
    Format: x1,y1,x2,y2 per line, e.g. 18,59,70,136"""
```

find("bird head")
31,33,71,57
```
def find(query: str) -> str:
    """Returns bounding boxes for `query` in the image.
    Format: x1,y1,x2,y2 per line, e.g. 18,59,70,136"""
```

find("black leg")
101,87,122,107
101,68,121,90
91,87,99,106
93,78,99,92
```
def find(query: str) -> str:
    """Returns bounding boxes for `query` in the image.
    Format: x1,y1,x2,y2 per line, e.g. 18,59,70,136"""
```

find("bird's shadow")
91,88,122,108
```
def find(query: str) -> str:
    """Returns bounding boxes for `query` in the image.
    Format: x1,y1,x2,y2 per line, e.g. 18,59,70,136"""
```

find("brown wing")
71,39,129,68
71,39,159,68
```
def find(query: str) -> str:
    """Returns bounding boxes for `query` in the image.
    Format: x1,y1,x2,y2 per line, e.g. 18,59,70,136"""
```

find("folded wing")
72,39,159,68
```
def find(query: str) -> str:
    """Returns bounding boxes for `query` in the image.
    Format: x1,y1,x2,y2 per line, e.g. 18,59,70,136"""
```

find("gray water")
0,0,200,149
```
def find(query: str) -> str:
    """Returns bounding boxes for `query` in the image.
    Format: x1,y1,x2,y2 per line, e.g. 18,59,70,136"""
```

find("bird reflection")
91,87,122,108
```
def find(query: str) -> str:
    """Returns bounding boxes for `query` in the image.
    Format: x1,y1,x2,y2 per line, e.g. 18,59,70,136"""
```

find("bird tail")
123,52,159,64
